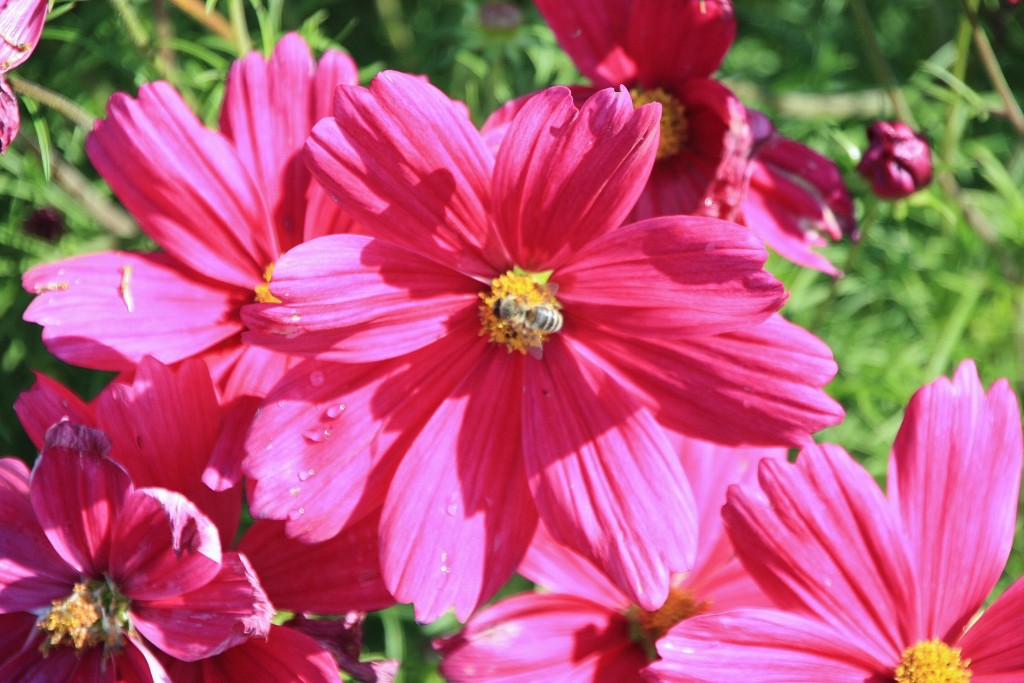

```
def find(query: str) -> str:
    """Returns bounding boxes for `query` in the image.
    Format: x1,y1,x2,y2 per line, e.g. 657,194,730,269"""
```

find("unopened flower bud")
856,120,933,199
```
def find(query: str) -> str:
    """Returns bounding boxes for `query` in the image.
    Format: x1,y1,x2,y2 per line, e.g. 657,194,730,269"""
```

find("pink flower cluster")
4,0,1014,681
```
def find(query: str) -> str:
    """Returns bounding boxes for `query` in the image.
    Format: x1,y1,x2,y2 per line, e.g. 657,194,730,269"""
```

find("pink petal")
741,179,840,275
0,75,18,152
556,216,783,339
203,394,262,492
887,360,1024,641
519,521,629,611
14,372,95,449
380,350,536,622
590,314,843,446
630,79,751,222
0,0,48,72
111,487,223,600
132,552,272,661
220,33,317,251
245,336,485,542
438,592,645,682
238,513,394,614
119,638,175,683
532,0,633,86
305,71,500,276
31,422,130,576
165,624,340,683
0,612,38,661
960,577,1024,678
86,82,276,288
646,609,882,682
522,336,696,611
203,342,300,402
0,478,77,612
725,445,915,664
93,357,241,543
22,251,243,371
625,0,736,89
492,87,659,269
242,234,480,363
0,457,29,494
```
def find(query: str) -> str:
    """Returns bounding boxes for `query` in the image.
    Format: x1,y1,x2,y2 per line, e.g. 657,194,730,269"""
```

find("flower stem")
165,0,234,42
228,0,252,55
107,0,150,50
8,75,94,130
958,0,1024,136
848,0,916,125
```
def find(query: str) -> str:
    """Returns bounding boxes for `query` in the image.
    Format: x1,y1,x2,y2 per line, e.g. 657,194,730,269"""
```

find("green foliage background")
0,0,1021,679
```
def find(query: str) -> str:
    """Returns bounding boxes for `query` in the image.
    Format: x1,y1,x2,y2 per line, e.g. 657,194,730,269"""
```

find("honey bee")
493,295,564,334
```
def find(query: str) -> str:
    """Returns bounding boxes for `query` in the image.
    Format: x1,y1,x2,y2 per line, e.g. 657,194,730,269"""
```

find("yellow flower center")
631,88,688,161
894,639,972,683
479,268,563,355
254,262,281,303
629,586,709,658
37,580,131,656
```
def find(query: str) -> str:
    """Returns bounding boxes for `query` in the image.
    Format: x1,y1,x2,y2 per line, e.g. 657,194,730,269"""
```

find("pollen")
631,87,688,161
630,586,709,647
254,262,281,303
894,639,971,683
479,267,562,355
37,580,131,656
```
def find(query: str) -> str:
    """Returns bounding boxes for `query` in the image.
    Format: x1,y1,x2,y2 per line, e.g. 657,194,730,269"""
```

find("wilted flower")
645,361,1024,682
856,120,933,199
0,422,273,680
740,110,857,276
0,0,48,152
437,438,782,681
21,33,358,402
241,72,842,622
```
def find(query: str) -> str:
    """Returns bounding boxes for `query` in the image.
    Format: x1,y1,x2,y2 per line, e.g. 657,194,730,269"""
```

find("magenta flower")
740,110,857,276
645,360,1024,681
437,438,783,681
0,0,49,152
0,422,273,680
856,120,933,199
532,0,750,220
241,72,842,621
21,33,357,400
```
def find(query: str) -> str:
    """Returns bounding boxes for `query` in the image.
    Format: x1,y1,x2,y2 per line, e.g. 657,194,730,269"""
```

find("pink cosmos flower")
740,110,857,276
0,0,49,152
0,421,273,680
15,359,395,681
241,72,842,622
856,119,933,199
645,360,1024,682
437,437,783,681
21,32,357,401
532,0,750,220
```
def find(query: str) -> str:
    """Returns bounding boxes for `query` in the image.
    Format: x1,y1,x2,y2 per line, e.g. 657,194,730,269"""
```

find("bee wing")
527,345,544,361
544,282,559,297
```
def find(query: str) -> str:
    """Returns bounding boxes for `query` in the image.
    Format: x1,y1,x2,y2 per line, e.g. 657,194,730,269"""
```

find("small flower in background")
437,438,784,681
21,32,358,404
856,120,933,199
242,72,842,622
645,360,1024,682
22,205,66,241
0,0,48,152
740,110,858,277
0,422,273,679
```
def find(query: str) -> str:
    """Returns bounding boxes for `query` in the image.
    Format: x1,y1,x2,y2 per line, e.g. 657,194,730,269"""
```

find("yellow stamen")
479,267,562,355
37,580,131,656
631,87,688,161
254,262,281,304
894,639,971,683
631,586,709,645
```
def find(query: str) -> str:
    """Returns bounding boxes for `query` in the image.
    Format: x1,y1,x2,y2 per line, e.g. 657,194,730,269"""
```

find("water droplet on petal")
325,403,346,419
309,370,325,387
298,468,315,482
288,507,305,520
440,564,452,574
303,427,332,443
445,502,460,516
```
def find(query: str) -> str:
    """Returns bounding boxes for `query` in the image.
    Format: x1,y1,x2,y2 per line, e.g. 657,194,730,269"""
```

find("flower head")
0,0,49,152
21,33,358,401
645,360,1024,681
856,120,933,199
241,73,842,622
0,422,272,679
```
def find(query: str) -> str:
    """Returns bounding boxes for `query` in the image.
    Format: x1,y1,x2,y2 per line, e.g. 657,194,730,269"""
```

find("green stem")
166,0,234,42
958,0,1024,136
228,0,252,55
374,0,414,55
941,11,973,170
848,0,916,125
108,0,150,50
8,75,94,130
811,201,878,330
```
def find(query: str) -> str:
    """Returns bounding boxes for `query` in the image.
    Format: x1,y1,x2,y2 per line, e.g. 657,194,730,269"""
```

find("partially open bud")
856,120,933,199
